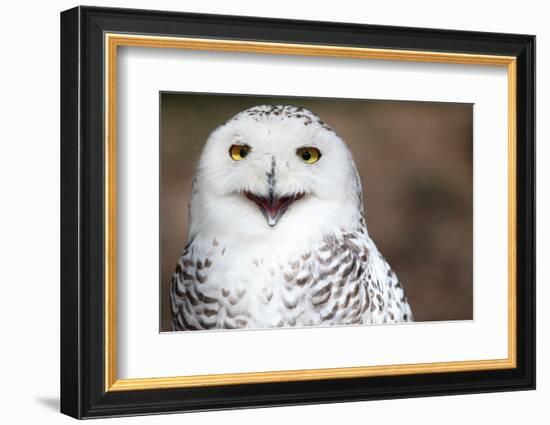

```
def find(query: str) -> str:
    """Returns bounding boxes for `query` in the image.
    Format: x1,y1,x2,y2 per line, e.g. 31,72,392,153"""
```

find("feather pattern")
171,232,413,330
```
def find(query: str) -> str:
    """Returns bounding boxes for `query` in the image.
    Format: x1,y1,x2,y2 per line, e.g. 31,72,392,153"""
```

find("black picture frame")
60,5,535,419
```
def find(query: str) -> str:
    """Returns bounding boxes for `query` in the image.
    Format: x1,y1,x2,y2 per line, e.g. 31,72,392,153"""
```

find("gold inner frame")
104,33,517,392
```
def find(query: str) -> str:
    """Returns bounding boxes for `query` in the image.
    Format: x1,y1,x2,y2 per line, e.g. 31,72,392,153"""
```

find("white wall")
0,1,545,424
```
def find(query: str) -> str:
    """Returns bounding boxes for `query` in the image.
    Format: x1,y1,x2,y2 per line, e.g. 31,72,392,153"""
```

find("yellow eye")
229,144,251,161
297,147,321,164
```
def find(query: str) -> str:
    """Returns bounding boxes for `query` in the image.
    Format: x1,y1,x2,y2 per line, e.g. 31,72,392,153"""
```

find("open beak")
244,191,304,227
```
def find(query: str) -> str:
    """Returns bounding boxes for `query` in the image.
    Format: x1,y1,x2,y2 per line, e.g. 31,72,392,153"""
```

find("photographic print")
61,7,535,417
161,94,473,332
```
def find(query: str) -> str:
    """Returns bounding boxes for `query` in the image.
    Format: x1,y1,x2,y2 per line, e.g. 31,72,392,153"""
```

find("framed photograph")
60,6,535,419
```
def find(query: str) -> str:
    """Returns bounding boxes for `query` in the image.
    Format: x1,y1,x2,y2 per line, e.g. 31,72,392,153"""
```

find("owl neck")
188,189,368,255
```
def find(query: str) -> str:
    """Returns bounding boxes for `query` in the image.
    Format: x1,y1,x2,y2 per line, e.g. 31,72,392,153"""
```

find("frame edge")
515,34,536,391
60,5,83,420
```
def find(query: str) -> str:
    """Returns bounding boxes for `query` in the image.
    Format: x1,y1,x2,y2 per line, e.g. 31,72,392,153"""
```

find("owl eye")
229,144,251,161
297,147,321,164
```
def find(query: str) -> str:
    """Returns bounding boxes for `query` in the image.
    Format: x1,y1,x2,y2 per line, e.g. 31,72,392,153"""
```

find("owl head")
188,105,365,247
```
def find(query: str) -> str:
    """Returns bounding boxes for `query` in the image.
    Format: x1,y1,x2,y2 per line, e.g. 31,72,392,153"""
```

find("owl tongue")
244,192,304,227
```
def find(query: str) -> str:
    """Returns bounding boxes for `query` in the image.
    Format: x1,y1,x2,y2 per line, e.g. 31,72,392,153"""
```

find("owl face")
189,106,364,245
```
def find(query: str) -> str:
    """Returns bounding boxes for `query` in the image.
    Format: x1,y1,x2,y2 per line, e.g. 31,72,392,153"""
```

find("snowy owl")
170,105,413,331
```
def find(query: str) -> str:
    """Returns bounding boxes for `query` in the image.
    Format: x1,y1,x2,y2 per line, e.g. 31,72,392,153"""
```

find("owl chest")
191,250,371,328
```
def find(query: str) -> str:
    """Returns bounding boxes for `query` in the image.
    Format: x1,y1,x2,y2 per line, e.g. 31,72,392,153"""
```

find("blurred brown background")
160,93,473,331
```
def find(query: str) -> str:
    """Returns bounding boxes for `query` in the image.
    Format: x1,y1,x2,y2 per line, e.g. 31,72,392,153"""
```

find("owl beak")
244,192,304,227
